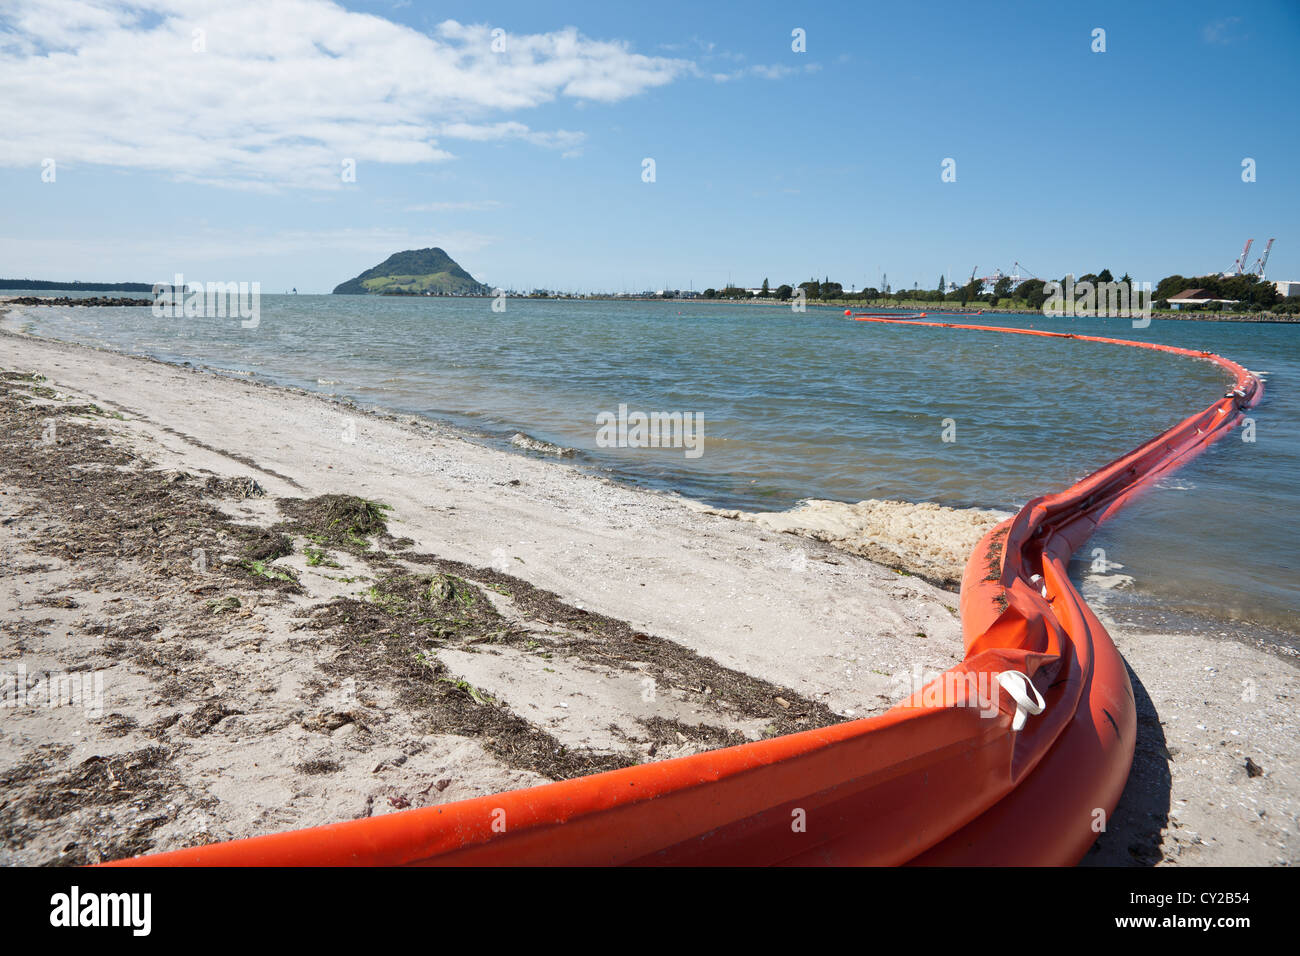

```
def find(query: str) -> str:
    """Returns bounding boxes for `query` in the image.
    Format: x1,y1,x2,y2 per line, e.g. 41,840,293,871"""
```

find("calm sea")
4,293,1296,644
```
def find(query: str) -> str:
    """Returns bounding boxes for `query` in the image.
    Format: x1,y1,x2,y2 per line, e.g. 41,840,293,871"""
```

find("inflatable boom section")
113,318,1262,866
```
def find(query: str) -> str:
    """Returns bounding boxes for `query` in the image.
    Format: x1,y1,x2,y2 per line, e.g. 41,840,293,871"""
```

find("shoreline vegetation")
647,296,1300,323
493,266,1299,322
679,269,1297,318
0,280,157,293
0,315,1296,865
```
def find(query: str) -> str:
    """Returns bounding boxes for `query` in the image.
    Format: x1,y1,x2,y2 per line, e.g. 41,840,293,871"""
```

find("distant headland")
0,279,156,292
331,248,491,296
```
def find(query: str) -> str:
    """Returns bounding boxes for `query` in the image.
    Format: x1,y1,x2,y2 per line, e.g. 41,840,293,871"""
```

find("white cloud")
1202,17,1245,45
0,0,689,188
438,121,586,153
710,62,822,83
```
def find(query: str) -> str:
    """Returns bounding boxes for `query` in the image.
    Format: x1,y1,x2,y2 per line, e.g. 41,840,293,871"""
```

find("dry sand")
0,321,1295,866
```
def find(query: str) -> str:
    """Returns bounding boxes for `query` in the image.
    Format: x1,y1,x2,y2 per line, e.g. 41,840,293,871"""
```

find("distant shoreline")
5,289,1296,323
342,292,1300,322
0,279,155,293
642,296,1300,323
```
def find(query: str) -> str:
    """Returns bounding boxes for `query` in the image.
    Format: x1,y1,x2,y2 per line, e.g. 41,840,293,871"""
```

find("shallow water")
5,293,1296,641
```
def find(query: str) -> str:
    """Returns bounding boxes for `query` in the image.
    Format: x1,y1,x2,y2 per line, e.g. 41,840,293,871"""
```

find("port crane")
1250,238,1275,278
1225,239,1254,277
967,262,1033,292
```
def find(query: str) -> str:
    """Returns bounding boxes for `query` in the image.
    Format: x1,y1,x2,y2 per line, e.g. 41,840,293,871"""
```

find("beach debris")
179,702,243,737
242,558,297,584
203,475,266,499
428,574,458,604
242,530,294,563
275,493,391,552
206,596,242,614
294,759,341,776
1245,757,1264,778
0,368,853,863
302,710,358,734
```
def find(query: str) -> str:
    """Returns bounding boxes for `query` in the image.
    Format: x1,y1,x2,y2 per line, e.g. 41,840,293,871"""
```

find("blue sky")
2,0,1297,292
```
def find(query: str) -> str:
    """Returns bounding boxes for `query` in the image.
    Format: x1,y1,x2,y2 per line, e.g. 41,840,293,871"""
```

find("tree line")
699,270,1293,313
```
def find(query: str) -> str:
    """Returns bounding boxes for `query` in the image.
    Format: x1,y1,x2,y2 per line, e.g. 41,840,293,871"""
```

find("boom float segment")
112,317,1262,867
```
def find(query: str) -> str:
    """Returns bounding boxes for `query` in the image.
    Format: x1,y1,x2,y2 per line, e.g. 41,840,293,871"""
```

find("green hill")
332,248,490,295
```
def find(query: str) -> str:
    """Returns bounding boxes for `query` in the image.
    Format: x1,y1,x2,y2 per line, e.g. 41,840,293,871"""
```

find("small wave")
1085,572,1136,591
1154,477,1196,491
317,378,340,385
510,432,576,457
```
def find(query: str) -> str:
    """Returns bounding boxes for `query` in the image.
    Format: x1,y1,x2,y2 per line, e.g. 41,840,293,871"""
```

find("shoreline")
0,321,966,863
493,296,1300,324
5,301,1295,649
1,319,1296,865
7,292,1297,323
3,307,1295,655
670,297,1300,323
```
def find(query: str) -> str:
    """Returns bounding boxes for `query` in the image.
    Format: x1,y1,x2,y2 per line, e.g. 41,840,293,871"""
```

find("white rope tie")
997,671,1046,731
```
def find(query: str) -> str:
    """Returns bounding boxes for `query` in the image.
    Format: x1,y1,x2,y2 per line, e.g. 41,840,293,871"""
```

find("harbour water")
5,294,1296,643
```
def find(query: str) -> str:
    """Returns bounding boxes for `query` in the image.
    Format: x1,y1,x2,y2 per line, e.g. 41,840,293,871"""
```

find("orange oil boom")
112,316,1262,866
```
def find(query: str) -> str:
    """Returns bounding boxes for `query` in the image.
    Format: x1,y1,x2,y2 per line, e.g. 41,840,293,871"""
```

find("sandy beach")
1,320,1295,866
